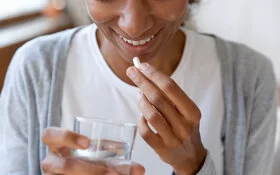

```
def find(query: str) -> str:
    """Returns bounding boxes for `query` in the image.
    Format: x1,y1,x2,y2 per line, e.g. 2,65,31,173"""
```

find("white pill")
133,57,141,68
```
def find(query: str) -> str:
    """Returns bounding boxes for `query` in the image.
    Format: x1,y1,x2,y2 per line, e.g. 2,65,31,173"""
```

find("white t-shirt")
61,24,224,175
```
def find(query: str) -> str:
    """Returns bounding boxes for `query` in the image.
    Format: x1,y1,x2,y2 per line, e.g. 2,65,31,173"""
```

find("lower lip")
117,33,159,55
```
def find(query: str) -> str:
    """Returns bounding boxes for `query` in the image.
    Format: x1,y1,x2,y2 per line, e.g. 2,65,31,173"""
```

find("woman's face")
86,0,188,63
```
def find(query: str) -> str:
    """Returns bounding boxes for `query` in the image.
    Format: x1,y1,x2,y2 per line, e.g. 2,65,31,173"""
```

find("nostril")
118,11,153,38
118,21,153,38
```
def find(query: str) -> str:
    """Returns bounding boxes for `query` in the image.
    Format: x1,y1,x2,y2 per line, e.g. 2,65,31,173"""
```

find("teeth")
145,38,151,42
120,35,155,46
132,41,139,46
139,40,146,45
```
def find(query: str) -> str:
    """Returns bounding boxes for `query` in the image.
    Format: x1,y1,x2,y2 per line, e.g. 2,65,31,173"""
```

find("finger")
42,153,112,175
137,92,181,145
130,163,145,175
127,67,188,140
59,147,72,157
138,63,201,123
42,127,90,153
106,160,145,175
100,140,128,156
138,116,164,150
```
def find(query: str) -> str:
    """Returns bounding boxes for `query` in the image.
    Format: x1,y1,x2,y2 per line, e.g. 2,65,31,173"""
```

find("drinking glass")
72,116,137,162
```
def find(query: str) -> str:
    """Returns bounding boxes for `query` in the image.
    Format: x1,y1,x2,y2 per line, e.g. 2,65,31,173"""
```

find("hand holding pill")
126,59,207,175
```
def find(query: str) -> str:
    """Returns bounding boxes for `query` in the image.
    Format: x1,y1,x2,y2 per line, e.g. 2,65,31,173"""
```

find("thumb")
130,163,145,175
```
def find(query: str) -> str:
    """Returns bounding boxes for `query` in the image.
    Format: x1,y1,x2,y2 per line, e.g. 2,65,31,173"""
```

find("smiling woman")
0,0,277,175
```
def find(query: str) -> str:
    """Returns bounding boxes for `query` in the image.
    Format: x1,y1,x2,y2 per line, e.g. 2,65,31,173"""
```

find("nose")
118,1,153,38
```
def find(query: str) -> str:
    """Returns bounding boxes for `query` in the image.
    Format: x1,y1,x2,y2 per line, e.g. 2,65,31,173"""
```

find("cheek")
86,3,118,24
152,2,187,22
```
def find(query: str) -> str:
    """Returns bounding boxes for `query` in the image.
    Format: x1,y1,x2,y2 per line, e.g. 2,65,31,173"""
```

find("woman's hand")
127,63,207,175
41,127,145,175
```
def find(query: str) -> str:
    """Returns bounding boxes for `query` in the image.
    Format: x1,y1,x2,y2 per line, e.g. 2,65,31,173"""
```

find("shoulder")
215,37,274,76
3,26,85,95
8,26,84,79
214,37,275,94
14,26,83,66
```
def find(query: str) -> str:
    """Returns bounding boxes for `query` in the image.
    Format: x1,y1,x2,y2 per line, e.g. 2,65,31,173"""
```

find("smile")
119,35,155,46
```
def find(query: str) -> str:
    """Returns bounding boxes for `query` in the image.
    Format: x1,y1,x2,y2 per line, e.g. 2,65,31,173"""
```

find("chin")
121,52,158,65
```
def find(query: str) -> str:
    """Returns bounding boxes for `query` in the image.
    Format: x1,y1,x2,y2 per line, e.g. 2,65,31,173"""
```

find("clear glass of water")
72,116,137,162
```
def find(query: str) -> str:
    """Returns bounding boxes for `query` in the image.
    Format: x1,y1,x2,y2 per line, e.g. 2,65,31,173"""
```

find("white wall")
192,0,280,82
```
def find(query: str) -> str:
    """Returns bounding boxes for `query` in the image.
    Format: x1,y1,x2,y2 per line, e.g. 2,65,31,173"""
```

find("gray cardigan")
0,26,277,175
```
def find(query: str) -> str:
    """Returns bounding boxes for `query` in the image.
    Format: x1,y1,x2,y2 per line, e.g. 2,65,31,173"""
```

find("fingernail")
76,137,89,149
127,67,137,79
139,63,149,72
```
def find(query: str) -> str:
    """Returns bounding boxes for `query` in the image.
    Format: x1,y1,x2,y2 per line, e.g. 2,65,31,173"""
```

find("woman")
0,0,277,174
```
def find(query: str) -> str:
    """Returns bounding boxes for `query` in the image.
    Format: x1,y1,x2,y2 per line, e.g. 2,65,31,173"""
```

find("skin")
126,63,206,174
42,0,206,174
87,0,186,85
41,128,145,175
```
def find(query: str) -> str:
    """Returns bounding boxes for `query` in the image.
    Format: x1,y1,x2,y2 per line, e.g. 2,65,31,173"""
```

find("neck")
97,29,186,86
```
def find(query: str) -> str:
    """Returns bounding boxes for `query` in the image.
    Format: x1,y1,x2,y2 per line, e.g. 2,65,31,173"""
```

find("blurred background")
0,0,279,174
